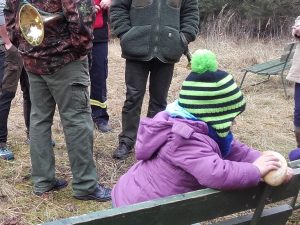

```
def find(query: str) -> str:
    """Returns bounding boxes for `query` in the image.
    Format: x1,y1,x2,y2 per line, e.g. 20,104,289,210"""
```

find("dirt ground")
0,37,299,224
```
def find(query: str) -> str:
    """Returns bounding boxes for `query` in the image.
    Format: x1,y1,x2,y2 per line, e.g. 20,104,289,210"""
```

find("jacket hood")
135,111,209,160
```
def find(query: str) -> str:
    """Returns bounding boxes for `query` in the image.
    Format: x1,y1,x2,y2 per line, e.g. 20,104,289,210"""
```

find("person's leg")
147,59,174,118
28,72,57,192
0,49,8,145
294,83,300,132
0,46,23,160
114,59,149,159
294,82,300,147
89,42,111,132
289,82,300,161
19,68,31,139
43,59,98,196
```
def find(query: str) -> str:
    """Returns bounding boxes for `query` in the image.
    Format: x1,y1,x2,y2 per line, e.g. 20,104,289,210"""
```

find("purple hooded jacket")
112,111,261,207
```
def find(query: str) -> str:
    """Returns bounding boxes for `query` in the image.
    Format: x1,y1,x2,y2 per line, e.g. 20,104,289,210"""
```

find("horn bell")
19,4,44,46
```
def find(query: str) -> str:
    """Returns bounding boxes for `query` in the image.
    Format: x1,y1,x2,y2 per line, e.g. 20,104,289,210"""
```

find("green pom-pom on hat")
191,49,218,74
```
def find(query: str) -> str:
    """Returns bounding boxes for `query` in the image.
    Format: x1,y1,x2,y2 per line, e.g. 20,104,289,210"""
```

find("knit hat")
178,49,246,137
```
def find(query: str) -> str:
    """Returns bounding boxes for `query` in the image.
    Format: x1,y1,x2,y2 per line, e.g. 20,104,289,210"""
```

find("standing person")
287,16,300,162
89,0,112,133
112,49,294,207
0,0,30,161
110,0,199,159
4,0,111,201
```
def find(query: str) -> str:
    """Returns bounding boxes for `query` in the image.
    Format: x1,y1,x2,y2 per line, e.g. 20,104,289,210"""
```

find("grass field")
0,36,299,224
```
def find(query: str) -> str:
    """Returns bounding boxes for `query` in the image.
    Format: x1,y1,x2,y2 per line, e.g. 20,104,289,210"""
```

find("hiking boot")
34,179,68,196
94,121,112,133
112,143,132,160
0,146,14,161
74,184,111,202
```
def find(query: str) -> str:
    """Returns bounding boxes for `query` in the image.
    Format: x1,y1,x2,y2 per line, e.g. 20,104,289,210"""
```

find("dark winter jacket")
110,0,199,63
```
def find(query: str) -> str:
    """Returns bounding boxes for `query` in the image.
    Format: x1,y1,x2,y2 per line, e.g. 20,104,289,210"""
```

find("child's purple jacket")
112,111,261,207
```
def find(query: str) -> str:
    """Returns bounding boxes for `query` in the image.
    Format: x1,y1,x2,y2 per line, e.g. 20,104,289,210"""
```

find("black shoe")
94,121,112,133
112,143,132,160
74,184,111,202
34,179,68,196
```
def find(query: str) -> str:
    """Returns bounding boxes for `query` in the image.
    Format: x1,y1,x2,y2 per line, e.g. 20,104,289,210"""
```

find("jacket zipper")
153,0,161,55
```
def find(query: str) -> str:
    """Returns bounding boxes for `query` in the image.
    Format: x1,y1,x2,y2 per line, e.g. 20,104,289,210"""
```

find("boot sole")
74,195,111,202
112,152,132,160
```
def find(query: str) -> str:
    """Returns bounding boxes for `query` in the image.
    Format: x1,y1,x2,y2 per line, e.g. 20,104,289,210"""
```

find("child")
112,49,293,207
287,16,300,161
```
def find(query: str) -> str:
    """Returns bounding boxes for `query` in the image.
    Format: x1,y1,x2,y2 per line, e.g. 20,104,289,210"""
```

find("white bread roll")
263,151,288,186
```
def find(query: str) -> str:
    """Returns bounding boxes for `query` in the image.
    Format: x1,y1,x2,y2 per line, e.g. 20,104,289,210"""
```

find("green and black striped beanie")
178,49,246,137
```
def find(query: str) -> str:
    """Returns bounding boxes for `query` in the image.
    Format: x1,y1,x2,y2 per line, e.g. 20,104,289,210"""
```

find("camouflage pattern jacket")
4,0,95,75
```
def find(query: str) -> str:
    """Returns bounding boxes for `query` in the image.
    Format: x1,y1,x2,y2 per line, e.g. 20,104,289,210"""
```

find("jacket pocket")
71,81,90,112
166,0,181,9
132,0,153,8
159,26,185,62
120,25,151,58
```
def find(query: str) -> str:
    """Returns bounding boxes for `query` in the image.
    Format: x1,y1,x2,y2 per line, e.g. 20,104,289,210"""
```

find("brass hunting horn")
18,0,63,46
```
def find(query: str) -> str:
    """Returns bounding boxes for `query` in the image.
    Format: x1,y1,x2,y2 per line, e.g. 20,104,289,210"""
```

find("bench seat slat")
256,63,292,75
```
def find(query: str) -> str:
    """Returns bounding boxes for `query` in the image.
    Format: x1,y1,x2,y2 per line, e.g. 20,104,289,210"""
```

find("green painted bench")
40,160,300,225
239,42,296,98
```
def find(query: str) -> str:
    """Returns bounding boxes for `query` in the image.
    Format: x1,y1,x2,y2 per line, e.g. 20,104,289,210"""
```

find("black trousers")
119,58,174,148
0,46,30,144
89,42,109,124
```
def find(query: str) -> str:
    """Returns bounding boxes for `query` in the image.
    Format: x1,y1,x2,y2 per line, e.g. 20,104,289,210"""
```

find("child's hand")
253,153,281,177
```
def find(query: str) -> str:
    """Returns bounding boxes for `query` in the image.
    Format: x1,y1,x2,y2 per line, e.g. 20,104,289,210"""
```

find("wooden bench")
239,42,296,98
40,160,300,225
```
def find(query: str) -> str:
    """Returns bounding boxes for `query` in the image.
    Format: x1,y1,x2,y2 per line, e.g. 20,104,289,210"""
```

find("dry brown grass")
0,37,299,225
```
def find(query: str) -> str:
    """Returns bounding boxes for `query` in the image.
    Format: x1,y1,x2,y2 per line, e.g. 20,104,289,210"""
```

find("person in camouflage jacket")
4,0,111,201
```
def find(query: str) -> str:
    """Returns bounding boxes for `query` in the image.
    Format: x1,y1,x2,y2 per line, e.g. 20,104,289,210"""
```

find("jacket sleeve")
225,139,262,163
169,135,261,190
109,0,131,38
3,0,20,46
62,0,95,56
180,0,199,43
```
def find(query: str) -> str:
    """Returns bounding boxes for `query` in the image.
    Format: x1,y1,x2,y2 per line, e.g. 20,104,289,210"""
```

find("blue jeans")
0,45,30,144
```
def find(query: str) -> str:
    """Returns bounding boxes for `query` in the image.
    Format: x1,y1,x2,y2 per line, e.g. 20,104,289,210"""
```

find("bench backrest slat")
280,51,295,62
284,42,296,51
42,168,300,225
